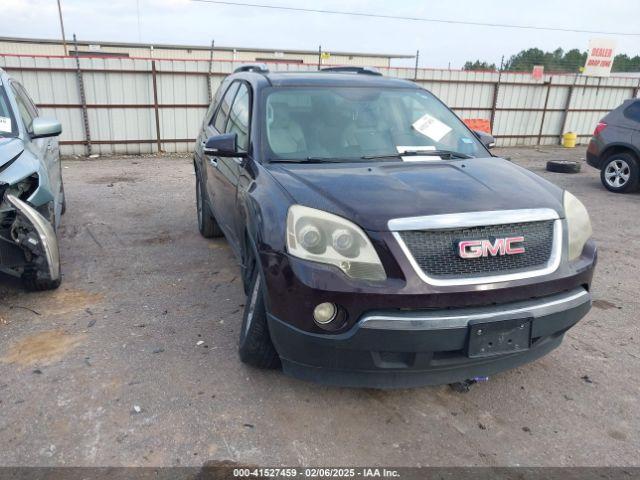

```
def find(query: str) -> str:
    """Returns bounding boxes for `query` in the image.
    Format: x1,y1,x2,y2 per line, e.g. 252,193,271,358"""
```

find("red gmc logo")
458,237,526,259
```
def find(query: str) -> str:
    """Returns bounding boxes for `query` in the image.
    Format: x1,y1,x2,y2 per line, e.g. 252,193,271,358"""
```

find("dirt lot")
0,146,638,467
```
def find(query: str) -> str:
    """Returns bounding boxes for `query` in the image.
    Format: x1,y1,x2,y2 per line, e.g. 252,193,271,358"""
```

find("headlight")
286,205,386,281
8,173,39,200
564,191,592,260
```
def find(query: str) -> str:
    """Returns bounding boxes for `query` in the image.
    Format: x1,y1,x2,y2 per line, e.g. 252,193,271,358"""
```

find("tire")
22,270,61,291
196,170,223,238
60,181,67,216
600,153,640,193
59,160,66,216
546,160,581,174
238,254,280,369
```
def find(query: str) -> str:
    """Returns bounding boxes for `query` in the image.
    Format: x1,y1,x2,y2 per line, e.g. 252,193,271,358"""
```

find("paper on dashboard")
396,145,440,161
412,113,452,142
0,116,11,133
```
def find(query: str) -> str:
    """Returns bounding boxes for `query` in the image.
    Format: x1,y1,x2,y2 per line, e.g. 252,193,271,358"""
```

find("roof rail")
233,63,270,74
320,66,382,76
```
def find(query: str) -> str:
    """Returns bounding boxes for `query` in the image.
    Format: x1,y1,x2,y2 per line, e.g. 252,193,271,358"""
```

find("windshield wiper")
361,150,472,160
268,150,472,164
269,157,367,164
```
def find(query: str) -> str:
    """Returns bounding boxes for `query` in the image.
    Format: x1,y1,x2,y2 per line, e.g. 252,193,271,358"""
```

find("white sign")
583,38,616,77
412,113,452,142
88,44,101,51
0,116,12,133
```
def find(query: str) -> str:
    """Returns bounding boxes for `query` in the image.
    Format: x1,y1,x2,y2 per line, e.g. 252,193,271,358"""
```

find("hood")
0,137,24,172
267,157,565,231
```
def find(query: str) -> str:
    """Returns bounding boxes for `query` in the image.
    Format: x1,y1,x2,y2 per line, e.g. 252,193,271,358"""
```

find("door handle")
46,142,53,151
209,157,218,167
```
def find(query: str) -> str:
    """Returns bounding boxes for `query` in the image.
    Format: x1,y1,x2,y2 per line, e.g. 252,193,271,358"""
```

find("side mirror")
204,133,246,158
31,117,62,139
473,130,496,149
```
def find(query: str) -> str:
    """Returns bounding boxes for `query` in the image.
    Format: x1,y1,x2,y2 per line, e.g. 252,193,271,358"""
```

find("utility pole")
414,50,420,80
317,45,322,71
72,34,91,156
490,55,505,131
207,39,215,103
56,0,68,56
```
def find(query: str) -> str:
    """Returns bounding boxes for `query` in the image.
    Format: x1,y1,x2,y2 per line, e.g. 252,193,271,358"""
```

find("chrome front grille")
389,209,562,286
398,221,555,278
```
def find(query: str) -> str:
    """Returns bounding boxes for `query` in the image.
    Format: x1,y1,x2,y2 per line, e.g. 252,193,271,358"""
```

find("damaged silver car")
0,68,64,290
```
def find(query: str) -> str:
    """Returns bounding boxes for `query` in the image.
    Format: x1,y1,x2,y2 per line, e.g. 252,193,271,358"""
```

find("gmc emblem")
458,236,525,259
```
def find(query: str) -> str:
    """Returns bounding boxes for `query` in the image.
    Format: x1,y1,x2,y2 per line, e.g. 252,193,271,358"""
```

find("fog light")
313,302,337,324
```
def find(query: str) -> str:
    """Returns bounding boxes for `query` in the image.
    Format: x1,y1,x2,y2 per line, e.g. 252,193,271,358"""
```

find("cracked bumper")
3,194,60,281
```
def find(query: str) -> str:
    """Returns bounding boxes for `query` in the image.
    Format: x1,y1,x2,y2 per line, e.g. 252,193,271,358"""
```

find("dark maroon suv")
193,65,596,388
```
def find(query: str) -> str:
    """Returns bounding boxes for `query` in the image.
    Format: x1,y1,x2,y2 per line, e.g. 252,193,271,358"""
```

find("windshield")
0,85,18,138
263,86,489,162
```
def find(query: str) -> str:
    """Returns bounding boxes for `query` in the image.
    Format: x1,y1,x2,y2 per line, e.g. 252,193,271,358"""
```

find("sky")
2,0,639,68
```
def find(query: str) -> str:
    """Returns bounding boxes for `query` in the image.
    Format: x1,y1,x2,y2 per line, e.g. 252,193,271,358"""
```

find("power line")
190,0,640,36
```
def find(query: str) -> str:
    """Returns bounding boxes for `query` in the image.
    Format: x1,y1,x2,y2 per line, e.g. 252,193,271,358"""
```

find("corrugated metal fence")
1,54,639,155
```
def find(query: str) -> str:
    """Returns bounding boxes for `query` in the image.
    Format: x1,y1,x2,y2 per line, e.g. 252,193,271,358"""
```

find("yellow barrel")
562,132,577,148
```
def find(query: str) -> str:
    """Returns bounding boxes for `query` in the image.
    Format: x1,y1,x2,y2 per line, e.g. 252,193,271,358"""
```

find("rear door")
202,81,240,215
195,78,230,174
213,82,251,252
603,100,637,146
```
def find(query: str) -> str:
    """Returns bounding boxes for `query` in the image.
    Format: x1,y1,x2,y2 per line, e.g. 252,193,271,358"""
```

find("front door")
210,82,251,254
203,81,240,227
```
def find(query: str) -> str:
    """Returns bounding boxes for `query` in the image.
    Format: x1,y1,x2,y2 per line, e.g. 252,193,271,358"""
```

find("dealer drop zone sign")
583,38,616,77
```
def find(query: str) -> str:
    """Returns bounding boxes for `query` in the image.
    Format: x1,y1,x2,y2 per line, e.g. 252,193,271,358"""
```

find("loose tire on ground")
196,170,223,238
546,160,581,174
600,152,640,193
238,256,280,370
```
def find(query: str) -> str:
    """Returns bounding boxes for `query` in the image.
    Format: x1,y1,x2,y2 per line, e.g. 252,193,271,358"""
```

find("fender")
601,142,640,162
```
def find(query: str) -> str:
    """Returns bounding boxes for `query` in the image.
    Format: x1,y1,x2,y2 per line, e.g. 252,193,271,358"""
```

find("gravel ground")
0,146,638,467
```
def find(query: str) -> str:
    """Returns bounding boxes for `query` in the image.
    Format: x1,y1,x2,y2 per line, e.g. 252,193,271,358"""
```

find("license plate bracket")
467,317,532,358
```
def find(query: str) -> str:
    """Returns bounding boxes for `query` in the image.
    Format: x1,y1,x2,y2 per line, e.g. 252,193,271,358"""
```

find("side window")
15,83,38,116
10,84,36,133
226,84,250,151
212,82,240,132
623,101,640,123
204,80,229,126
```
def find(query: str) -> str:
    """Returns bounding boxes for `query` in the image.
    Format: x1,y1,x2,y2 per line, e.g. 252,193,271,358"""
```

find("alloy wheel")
604,159,631,189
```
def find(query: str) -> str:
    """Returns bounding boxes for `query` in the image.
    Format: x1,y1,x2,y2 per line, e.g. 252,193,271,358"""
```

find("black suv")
193,65,596,388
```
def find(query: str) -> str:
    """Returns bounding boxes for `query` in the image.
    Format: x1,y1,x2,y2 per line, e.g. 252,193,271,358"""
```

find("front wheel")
238,260,280,369
601,153,639,193
22,266,61,291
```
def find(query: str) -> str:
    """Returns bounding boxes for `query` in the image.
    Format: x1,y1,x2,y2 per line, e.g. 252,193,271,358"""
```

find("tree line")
463,48,640,73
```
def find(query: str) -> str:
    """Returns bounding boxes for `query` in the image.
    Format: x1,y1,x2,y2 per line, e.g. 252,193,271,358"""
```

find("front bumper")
268,287,591,388
0,194,60,280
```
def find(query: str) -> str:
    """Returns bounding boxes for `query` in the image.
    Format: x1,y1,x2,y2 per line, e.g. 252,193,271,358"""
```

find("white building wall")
1,54,638,155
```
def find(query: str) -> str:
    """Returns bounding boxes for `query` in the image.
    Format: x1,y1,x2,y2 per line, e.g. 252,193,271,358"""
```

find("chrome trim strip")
360,287,590,330
5,194,60,281
388,208,560,231
392,218,563,287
